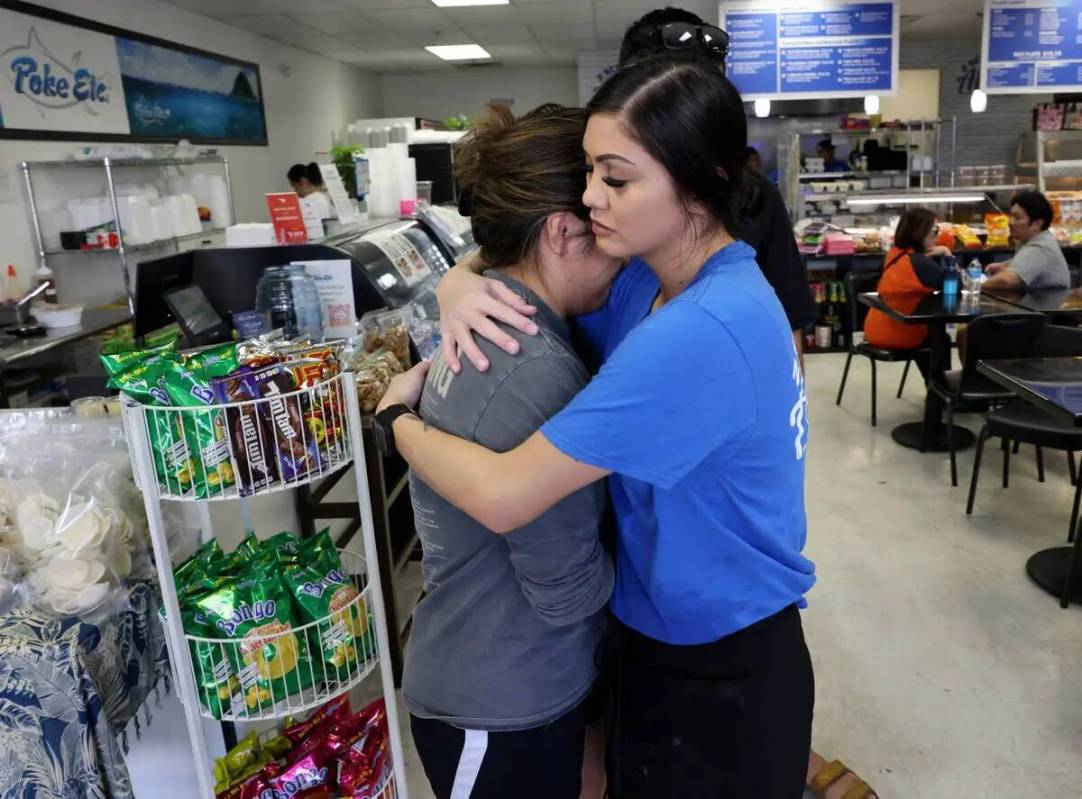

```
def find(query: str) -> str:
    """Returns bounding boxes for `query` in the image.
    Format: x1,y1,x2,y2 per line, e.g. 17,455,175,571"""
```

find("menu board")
722,0,900,99
721,0,899,100
981,0,1082,93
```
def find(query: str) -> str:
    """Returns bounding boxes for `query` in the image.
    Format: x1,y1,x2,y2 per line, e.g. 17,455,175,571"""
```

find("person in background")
863,208,952,380
982,191,1071,290
287,162,334,219
816,139,849,173
403,104,616,799
746,145,763,173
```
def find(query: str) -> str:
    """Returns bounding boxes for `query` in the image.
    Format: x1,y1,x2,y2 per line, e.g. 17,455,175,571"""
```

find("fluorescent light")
864,95,880,115
426,44,492,60
431,0,509,5
970,89,988,113
847,193,987,206
754,98,771,118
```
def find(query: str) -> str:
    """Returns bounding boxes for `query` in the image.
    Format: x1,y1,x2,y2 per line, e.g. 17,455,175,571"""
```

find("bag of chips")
196,568,318,715
100,340,178,378
282,531,372,677
179,600,244,720
985,213,1010,248
160,361,236,498
214,729,271,796
112,361,201,497
268,744,336,799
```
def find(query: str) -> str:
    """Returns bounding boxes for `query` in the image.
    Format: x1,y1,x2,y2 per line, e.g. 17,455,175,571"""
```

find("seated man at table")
983,191,1070,291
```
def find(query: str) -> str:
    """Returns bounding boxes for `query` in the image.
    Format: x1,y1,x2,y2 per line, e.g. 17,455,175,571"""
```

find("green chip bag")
283,533,373,676
213,729,270,794
160,361,235,497
257,530,303,568
100,340,178,378
196,570,317,714
113,361,201,497
184,342,238,380
158,599,243,720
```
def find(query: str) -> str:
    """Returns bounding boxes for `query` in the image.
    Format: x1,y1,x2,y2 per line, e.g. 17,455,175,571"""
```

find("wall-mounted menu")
981,0,1082,93
721,0,899,100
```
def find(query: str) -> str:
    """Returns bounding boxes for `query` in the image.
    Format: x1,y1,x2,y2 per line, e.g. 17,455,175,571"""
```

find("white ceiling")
162,0,987,74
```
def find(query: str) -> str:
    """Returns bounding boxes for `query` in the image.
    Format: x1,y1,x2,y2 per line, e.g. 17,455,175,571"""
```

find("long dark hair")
454,103,589,269
586,59,746,236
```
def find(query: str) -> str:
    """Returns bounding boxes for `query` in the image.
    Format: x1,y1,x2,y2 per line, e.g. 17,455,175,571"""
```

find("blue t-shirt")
543,242,816,645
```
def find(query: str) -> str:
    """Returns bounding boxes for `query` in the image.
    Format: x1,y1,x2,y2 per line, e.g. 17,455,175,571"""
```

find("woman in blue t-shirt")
375,60,816,798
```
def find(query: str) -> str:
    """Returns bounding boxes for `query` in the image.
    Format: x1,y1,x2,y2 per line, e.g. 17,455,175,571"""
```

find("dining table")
978,356,1082,607
858,290,1017,452
985,286,1082,320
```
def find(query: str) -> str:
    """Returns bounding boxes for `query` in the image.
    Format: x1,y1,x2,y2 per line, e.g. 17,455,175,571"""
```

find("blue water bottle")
942,256,960,297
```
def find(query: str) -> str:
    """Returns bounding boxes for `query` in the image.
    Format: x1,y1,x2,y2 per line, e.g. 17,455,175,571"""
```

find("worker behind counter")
982,191,1070,291
287,162,335,220
816,139,849,173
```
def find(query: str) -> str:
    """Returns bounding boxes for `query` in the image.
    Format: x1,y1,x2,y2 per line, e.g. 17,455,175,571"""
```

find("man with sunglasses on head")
621,7,819,368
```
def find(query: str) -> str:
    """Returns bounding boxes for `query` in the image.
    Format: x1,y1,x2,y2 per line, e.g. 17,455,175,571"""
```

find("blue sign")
722,1,899,99
982,0,1082,93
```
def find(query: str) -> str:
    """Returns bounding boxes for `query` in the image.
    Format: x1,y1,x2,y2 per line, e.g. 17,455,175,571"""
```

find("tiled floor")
127,353,1082,798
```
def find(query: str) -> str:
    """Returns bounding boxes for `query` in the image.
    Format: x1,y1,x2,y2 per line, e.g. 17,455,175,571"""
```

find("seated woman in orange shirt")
864,207,953,379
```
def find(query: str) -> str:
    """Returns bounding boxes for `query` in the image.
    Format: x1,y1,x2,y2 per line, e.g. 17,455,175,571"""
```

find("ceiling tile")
289,11,378,35
216,14,318,38
438,5,524,25
215,0,356,15
459,24,537,45
366,7,455,30
529,23,597,47
516,2,592,25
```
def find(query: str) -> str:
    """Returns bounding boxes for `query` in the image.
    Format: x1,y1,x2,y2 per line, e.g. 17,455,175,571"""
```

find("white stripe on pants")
450,729,489,798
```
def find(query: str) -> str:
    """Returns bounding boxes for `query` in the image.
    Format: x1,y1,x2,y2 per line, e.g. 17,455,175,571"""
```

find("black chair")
967,326,1082,545
930,312,1047,486
835,270,925,426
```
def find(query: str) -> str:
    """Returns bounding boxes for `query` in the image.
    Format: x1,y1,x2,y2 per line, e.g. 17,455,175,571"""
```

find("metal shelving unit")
1016,130,1082,191
122,373,409,798
19,156,235,314
790,118,959,222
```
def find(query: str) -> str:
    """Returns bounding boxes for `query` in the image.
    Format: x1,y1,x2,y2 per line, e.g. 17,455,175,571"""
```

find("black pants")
410,697,587,799
609,605,814,799
914,325,953,383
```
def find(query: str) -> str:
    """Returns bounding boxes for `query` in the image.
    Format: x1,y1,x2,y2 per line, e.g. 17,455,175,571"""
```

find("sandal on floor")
808,759,877,799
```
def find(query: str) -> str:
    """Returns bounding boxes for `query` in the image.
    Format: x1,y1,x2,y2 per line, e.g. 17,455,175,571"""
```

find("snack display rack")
122,372,409,798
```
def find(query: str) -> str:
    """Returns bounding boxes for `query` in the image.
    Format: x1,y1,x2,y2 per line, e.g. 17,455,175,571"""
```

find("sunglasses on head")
633,22,730,59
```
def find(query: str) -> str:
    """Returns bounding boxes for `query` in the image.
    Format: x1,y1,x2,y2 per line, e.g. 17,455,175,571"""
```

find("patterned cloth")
0,580,169,799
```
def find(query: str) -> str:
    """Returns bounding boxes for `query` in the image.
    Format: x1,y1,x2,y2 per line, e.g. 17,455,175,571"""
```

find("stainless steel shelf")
43,228,225,257
22,155,226,169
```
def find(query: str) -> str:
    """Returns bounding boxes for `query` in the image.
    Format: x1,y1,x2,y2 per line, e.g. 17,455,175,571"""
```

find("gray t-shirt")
403,272,614,732
1011,229,1070,288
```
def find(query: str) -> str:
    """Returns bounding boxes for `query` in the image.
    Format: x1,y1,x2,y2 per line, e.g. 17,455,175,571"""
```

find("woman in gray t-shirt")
401,103,619,799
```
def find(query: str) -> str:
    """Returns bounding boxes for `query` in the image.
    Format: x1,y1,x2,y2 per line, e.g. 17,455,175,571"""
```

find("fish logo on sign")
2,27,113,118
133,95,170,126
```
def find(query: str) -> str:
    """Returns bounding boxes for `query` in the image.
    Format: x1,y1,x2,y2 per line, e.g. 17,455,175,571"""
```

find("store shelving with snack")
118,360,411,798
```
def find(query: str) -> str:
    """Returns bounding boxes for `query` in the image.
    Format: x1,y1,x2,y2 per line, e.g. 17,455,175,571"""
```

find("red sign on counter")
265,192,308,245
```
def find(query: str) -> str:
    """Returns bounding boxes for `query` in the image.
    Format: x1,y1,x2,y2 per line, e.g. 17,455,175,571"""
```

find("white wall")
381,67,577,121
0,0,383,305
